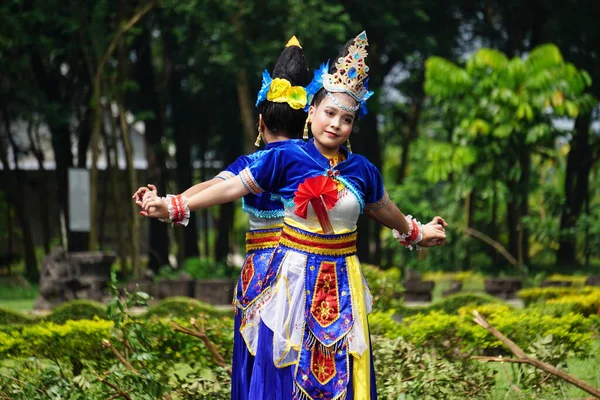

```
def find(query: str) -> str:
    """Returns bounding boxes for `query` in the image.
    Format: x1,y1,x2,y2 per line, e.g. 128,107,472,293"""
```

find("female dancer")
134,37,312,400
142,32,447,399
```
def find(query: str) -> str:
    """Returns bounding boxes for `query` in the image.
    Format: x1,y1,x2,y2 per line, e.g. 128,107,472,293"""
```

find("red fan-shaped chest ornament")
294,175,339,234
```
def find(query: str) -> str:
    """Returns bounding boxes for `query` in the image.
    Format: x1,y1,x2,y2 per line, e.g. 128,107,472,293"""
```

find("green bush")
361,264,403,311
397,307,594,358
144,297,232,320
518,286,594,305
394,292,502,318
547,290,600,316
428,292,500,314
0,319,114,362
0,306,37,325
43,299,108,324
373,335,496,399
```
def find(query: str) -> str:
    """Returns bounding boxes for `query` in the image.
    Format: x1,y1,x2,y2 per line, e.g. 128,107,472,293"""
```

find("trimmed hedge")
547,291,600,316
0,306,37,325
518,286,594,305
43,299,108,324
144,296,233,320
0,319,114,361
396,292,501,317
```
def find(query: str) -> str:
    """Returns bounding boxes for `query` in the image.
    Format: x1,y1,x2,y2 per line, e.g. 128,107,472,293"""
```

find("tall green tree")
425,44,595,268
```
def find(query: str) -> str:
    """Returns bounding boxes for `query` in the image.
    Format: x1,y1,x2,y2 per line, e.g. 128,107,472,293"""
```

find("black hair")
312,38,357,109
259,45,310,138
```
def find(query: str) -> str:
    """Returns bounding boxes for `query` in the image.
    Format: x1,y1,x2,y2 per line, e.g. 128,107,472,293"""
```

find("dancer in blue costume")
142,32,447,400
134,36,313,400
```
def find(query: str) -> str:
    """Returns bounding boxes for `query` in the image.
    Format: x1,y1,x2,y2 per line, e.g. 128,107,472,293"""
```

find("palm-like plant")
423,44,595,267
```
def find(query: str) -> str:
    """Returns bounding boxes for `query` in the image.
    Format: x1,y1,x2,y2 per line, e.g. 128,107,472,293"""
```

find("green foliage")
373,335,496,399
0,306,36,325
144,297,232,320
0,319,114,364
547,290,600,316
398,308,594,359
518,286,594,305
428,293,501,314
361,264,403,312
42,299,107,324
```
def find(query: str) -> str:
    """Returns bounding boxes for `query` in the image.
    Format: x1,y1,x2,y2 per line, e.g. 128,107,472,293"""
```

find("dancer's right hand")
132,184,158,216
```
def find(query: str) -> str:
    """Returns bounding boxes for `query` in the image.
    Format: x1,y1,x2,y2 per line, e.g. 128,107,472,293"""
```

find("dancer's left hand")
422,216,448,246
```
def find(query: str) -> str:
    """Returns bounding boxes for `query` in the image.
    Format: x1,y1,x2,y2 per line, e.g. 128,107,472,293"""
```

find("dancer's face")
308,92,356,153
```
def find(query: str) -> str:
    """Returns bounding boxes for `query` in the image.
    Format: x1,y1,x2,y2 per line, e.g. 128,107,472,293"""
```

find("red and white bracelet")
392,215,423,250
161,194,190,226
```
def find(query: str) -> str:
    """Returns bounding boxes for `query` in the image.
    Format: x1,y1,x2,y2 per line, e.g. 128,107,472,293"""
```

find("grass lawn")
488,346,600,399
0,281,39,313
0,299,35,312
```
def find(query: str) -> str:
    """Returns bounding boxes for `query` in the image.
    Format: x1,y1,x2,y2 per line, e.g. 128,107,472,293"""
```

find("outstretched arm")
182,178,223,198
367,201,447,247
141,176,250,219
133,178,224,213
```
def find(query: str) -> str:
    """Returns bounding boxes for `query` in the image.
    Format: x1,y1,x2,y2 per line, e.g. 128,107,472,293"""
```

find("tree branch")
96,373,132,400
172,319,231,375
102,339,139,374
463,227,519,268
472,310,600,398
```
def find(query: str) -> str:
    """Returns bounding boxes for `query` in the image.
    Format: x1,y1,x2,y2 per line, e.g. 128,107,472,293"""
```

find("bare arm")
142,176,250,218
366,201,411,233
186,177,250,210
181,178,223,198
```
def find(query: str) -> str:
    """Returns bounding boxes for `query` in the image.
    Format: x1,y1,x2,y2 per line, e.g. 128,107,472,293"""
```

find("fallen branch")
102,339,139,374
172,319,231,375
472,310,600,398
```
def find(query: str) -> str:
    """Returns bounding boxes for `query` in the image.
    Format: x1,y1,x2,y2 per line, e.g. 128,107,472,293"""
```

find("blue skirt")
247,321,378,400
231,311,255,400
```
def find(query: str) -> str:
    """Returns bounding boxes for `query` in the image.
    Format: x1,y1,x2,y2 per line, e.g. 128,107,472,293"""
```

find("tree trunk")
398,73,424,183
27,121,51,253
28,53,80,251
131,25,169,273
464,189,475,270
518,149,531,267
77,106,92,168
163,29,199,260
118,102,141,277
232,9,256,154
88,0,156,251
558,112,593,265
114,23,141,278
506,181,520,269
0,115,38,281
104,103,128,273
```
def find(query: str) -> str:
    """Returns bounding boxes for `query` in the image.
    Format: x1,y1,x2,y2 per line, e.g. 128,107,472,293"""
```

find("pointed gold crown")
322,31,370,102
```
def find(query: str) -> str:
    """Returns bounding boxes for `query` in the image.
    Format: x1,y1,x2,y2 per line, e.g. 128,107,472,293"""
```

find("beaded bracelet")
392,215,423,250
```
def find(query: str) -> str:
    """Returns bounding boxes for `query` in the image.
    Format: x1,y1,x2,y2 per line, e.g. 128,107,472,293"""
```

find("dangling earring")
255,127,262,147
346,138,352,153
303,118,311,140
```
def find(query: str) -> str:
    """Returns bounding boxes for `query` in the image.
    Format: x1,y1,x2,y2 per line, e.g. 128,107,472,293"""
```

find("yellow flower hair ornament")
255,71,308,110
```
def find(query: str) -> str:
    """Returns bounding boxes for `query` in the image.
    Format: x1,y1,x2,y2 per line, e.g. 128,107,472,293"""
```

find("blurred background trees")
0,0,598,281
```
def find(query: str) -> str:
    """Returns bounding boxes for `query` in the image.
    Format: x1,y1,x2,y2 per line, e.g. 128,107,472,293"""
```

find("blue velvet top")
239,138,388,214
215,139,304,219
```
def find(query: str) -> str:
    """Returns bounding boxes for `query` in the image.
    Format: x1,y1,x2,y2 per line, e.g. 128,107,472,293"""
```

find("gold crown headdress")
322,31,372,103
